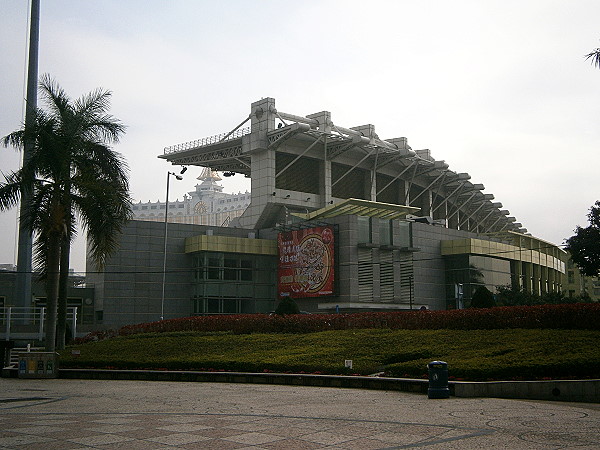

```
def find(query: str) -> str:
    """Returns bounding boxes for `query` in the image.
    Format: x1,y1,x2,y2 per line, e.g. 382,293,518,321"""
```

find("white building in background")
131,168,250,226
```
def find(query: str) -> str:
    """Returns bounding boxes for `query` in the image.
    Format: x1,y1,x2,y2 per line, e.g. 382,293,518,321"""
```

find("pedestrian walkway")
1,378,599,449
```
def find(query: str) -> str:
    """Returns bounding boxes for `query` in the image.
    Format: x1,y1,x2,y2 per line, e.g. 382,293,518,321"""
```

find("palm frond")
585,48,600,69
0,172,24,210
39,74,72,122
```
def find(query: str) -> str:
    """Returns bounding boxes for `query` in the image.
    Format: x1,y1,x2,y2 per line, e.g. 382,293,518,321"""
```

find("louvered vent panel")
358,248,373,301
380,252,394,302
398,254,414,304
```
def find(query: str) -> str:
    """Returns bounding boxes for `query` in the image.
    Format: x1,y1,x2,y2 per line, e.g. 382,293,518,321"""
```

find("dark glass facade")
444,254,511,308
192,252,276,314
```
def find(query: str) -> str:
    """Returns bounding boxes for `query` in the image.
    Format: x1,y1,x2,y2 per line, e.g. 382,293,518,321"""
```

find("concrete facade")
87,98,567,329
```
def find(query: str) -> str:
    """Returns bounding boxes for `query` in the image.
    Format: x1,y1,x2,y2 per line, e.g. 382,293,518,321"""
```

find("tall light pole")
15,0,40,310
160,168,186,321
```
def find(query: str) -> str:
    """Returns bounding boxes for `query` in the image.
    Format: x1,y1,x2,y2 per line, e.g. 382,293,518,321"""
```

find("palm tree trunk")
56,235,70,350
45,232,61,352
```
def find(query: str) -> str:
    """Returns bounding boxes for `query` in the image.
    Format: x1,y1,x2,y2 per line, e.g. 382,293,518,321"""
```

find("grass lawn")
60,328,600,381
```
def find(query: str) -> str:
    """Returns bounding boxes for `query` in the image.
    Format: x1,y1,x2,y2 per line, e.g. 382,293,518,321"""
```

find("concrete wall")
88,221,259,328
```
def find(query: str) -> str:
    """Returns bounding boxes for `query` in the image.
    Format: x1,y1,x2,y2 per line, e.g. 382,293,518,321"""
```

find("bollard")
427,360,449,399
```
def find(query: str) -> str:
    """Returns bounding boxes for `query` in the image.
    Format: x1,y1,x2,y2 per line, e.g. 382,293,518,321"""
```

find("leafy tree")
495,285,591,306
495,285,541,306
565,201,600,277
585,45,600,69
275,297,300,315
470,285,495,308
1,75,131,351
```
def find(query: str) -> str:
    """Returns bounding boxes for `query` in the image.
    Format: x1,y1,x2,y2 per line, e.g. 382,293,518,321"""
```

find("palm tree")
1,74,132,351
585,46,600,69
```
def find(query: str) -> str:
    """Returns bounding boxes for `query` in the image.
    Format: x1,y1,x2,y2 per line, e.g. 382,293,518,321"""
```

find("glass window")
397,221,411,247
207,257,221,280
207,298,219,313
379,220,392,246
358,216,372,244
224,258,238,280
240,270,252,281
568,271,574,284
223,298,237,313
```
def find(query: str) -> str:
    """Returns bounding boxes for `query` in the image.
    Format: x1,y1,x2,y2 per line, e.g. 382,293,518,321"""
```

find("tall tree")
565,201,600,277
1,75,131,351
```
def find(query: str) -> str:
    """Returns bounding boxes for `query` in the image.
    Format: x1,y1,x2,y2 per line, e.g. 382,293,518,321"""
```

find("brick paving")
0,411,494,449
1,379,599,449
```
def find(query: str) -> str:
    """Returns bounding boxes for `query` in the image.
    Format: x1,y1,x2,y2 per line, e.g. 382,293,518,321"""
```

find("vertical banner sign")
278,226,335,298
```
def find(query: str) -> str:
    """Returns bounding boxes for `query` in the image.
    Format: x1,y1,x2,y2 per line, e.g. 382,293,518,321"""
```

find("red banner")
278,226,335,298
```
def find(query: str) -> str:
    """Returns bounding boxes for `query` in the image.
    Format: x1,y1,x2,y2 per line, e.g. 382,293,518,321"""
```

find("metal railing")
163,127,250,155
0,307,78,341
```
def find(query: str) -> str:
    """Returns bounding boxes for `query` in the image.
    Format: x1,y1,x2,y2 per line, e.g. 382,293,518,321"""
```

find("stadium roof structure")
160,98,529,235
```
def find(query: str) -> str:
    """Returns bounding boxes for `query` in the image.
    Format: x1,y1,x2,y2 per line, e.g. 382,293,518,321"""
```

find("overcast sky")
1,0,599,272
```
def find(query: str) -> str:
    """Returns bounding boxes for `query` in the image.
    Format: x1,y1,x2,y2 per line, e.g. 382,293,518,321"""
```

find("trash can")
18,352,59,379
427,360,449,399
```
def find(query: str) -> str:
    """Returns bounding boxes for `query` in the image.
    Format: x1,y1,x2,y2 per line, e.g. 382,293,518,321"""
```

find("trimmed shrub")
274,297,300,315
470,286,495,308
74,303,600,344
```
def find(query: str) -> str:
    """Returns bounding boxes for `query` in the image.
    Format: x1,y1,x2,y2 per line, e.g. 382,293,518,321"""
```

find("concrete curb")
453,379,600,403
4,367,599,402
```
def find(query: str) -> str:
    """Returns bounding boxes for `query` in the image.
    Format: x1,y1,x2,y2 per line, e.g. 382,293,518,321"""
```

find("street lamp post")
161,168,186,321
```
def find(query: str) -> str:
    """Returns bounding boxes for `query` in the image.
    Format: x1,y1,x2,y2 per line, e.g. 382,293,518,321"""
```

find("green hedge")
63,328,600,381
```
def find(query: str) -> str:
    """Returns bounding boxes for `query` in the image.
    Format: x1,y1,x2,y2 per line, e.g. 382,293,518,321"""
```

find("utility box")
18,352,59,379
427,360,449,399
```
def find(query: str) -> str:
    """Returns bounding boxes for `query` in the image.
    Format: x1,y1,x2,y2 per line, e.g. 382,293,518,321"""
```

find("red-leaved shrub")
74,303,600,344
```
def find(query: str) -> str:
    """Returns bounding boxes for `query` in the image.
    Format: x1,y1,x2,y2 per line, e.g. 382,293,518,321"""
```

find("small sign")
71,350,81,357
344,360,353,369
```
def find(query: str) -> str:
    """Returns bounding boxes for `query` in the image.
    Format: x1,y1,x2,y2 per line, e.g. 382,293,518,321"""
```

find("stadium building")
87,98,566,328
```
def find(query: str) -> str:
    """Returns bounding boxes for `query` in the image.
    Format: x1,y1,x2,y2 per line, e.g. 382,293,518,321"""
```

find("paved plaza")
1,378,599,449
